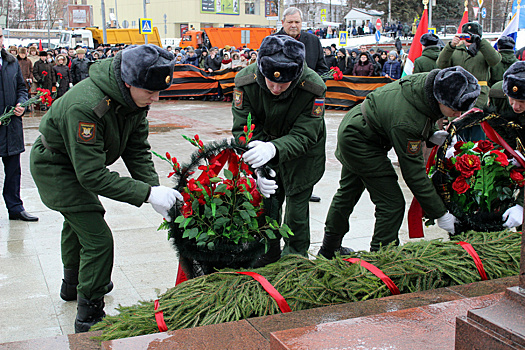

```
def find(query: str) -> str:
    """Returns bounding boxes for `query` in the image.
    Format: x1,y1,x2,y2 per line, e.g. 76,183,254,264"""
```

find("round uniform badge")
274,71,281,78
165,75,171,84
513,86,518,93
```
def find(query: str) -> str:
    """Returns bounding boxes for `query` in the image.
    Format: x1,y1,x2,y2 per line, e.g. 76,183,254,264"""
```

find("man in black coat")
0,28,38,221
275,7,329,75
70,48,91,85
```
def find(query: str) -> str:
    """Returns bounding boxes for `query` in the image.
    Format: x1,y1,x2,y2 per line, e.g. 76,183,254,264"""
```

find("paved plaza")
0,99,447,344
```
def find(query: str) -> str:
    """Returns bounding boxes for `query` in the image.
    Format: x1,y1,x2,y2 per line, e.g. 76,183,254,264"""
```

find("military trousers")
264,177,314,257
324,164,403,251
60,211,114,300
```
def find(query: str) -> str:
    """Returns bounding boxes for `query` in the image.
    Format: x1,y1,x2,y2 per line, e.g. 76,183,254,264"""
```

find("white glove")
502,205,523,229
429,130,448,146
147,186,183,222
56,82,59,87
445,136,458,159
256,169,278,198
69,83,73,88
437,212,457,234
242,141,276,168
510,150,525,167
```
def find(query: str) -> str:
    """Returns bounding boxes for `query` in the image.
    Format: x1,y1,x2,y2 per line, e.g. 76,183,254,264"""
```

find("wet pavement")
0,99,448,344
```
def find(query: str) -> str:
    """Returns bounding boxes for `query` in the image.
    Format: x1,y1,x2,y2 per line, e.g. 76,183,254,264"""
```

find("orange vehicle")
180,27,273,49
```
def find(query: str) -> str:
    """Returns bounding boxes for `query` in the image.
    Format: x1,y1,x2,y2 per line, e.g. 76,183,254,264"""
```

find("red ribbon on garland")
154,299,169,332
456,241,488,281
235,271,291,313
343,258,400,295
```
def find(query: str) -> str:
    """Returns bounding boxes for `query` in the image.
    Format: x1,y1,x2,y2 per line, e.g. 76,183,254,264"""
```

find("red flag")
403,8,428,76
457,8,468,33
39,39,43,51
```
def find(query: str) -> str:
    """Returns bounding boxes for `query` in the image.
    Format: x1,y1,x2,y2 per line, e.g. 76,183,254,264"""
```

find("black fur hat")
503,61,525,100
462,22,483,37
433,66,480,111
497,36,515,50
121,44,175,91
257,35,305,83
39,50,48,57
420,33,439,47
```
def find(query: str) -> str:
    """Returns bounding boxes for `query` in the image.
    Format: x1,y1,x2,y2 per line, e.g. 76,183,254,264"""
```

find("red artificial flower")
248,132,253,140
243,125,248,133
182,192,191,202
473,140,493,154
187,178,203,192
239,136,246,144
455,154,481,177
194,134,200,141
57,72,63,79
250,124,255,131
168,171,176,178
166,152,171,160
452,176,470,194
454,141,466,156
42,70,48,76
182,202,193,217
510,169,525,187
445,157,454,170
490,150,509,167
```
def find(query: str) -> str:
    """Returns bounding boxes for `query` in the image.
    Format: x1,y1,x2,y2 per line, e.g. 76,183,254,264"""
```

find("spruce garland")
92,231,521,341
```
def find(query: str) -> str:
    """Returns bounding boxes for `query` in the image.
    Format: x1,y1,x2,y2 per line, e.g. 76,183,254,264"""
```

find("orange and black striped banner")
161,64,393,107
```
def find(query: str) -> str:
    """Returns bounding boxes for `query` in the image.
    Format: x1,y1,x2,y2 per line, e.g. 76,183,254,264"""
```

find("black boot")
318,232,354,259
253,240,281,268
60,268,114,301
74,296,106,333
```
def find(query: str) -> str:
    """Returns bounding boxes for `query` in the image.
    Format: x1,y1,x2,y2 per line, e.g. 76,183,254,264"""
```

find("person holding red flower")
53,55,72,99
232,35,327,266
33,50,55,110
319,66,481,257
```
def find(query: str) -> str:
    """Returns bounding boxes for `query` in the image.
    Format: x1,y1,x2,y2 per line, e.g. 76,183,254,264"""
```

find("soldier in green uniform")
489,36,518,87
231,35,326,266
29,45,183,333
489,61,525,228
413,33,441,73
437,22,501,141
318,67,481,257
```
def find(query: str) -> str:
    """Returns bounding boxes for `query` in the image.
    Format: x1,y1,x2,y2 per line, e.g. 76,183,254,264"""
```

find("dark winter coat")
413,46,440,73
183,54,200,67
232,63,326,196
0,48,28,157
33,58,55,91
382,59,402,79
53,64,71,98
336,70,447,218
275,28,329,75
324,54,337,68
489,49,518,87
17,55,33,90
353,58,374,76
30,53,159,213
336,55,353,75
204,54,222,71
70,57,91,85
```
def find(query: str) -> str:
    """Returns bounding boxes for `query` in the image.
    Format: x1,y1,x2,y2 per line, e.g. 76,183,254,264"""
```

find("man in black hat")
489,36,518,87
413,33,441,73
437,21,501,140
232,35,327,266
71,48,91,85
488,61,525,228
30,44,183,333
33,50,55,106
319,66,481,257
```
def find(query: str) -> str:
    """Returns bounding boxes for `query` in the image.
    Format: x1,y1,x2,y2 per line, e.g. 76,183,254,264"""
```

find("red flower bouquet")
429,139,524,233
321,66,344,81
0,88,52,125
154,115,292,275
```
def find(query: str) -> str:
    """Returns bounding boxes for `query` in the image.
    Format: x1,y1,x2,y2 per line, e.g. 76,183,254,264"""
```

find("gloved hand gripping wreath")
429,108,525,235
160,137,291,279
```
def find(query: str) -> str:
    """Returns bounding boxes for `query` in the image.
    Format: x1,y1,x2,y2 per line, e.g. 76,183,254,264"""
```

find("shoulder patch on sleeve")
312,98,325,117
77,121,96,144
407,140,422,155
234,89,243,109
235,72,258,87
299,79,326,96
92,96,111,118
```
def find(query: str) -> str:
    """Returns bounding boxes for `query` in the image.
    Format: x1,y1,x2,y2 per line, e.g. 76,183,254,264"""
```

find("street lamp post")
101,0,108,44
143,0,148,44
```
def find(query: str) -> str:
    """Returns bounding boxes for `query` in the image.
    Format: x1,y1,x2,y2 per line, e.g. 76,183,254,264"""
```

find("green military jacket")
30,52,159,213
336,70,447,218
489,50,518,87
437,39,501,108
231,63,327,196
413,46,440,73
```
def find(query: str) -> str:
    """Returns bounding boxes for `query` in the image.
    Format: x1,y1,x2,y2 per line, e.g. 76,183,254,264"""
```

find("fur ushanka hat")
503,61,525,100
257,35,305,83
420,33,439,47
433,66,480,111
462,22,483,37
121,44,176,91
497,36,515,51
